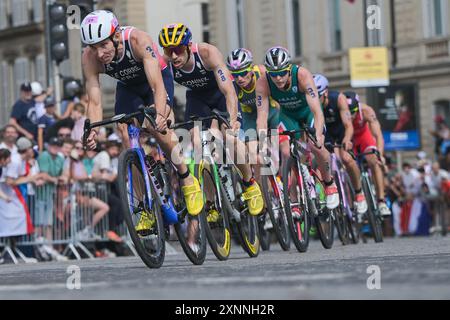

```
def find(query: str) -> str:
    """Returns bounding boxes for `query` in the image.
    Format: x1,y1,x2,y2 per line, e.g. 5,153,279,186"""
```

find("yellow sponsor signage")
349,47,390,88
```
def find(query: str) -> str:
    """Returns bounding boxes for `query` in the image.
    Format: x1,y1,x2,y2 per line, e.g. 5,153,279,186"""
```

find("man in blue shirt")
37,98,57,152
9,83,38,141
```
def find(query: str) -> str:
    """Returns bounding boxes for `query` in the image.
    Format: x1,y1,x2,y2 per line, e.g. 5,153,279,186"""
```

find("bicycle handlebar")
279,126,321,149
324,142,357,160
170,109,231,131
82,106,164,149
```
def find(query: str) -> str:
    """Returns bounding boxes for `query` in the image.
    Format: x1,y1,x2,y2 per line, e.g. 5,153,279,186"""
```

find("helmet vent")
88,24,93,40
98,24,103,38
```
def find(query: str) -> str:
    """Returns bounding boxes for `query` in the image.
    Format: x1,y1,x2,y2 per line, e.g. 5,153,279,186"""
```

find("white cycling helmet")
226,48,253,71
80,10,119,45
264,46,291,71
313,74,329,96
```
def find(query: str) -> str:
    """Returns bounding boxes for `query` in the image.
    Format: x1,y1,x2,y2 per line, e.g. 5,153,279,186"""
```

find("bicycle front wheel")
166,163,207,265
117,149,165,269
282,157,310,253
313,176,334,250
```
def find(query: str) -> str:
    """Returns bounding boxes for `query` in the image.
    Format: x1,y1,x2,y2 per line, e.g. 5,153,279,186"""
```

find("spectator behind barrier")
0,149,12,202
35,137,64,247
9,83,38,141
0,125,20,164
37,98,57,152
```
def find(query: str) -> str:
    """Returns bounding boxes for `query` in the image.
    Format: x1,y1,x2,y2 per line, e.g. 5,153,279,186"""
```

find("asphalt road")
1,236,450,300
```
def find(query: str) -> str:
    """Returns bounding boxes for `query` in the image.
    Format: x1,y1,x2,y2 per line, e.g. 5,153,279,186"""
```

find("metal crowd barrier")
1,180,137,264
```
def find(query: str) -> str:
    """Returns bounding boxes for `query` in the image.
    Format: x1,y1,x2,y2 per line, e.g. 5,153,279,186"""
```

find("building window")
14,57,30,99
0,0,9,30
236,0,246,47
12,0,29,27
425,0,448,38
201,2,210,43
292,0,302,57
32,0,43,23
35,53,46,87
1,62,12,125
329,0,342,52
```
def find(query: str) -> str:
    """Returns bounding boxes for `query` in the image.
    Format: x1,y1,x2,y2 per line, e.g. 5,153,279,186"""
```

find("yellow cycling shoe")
207,209,220,223
242,181,264,216
181,176,204,216
135,211,155,237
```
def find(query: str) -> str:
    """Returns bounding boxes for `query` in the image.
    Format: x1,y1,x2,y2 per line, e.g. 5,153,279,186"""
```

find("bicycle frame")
285,136,317,220
329,152,354,219
356,152,379,214
127,123,180,225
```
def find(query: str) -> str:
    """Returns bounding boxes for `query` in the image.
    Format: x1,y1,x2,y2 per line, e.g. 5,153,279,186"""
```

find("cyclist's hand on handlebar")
316,133,325,149
231,120,241,136
378,155,388,173
155,113,169,134
342,139,353,152
86,130,98,150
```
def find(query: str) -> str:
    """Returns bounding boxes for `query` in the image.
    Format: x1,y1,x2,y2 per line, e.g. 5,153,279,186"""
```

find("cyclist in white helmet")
256,46,340,210
80,10,204,225
314,74,368,215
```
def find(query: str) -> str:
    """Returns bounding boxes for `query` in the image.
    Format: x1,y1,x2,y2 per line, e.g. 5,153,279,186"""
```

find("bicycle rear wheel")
117,149,165,269
362,177,383,243
258,212,272,251
341,171,360,244
261,174,291,251
334,172,350,245
231,166,260,258
282,157,310,253
195,159,231,261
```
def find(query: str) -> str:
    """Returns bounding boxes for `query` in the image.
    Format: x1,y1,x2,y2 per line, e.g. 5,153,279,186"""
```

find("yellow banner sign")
349,47,390,88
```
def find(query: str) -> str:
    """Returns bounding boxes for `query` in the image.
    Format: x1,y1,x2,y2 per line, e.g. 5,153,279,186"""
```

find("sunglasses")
350,106,359,115
268,67,291,78
230,67,252,79
163,46,187,56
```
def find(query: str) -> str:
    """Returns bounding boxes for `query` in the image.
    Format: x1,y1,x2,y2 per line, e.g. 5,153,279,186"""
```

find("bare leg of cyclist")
365,154,390,216
221,126,264,216
311,143,339,210
339,149,367,214
247,140,261,182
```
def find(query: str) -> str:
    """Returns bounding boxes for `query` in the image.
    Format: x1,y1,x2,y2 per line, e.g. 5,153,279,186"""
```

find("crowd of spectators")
385,151,450,237
0,82,126,263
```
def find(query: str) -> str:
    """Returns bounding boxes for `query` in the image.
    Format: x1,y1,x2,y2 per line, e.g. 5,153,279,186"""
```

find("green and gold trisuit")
235,65,279,142
267,64,315,137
